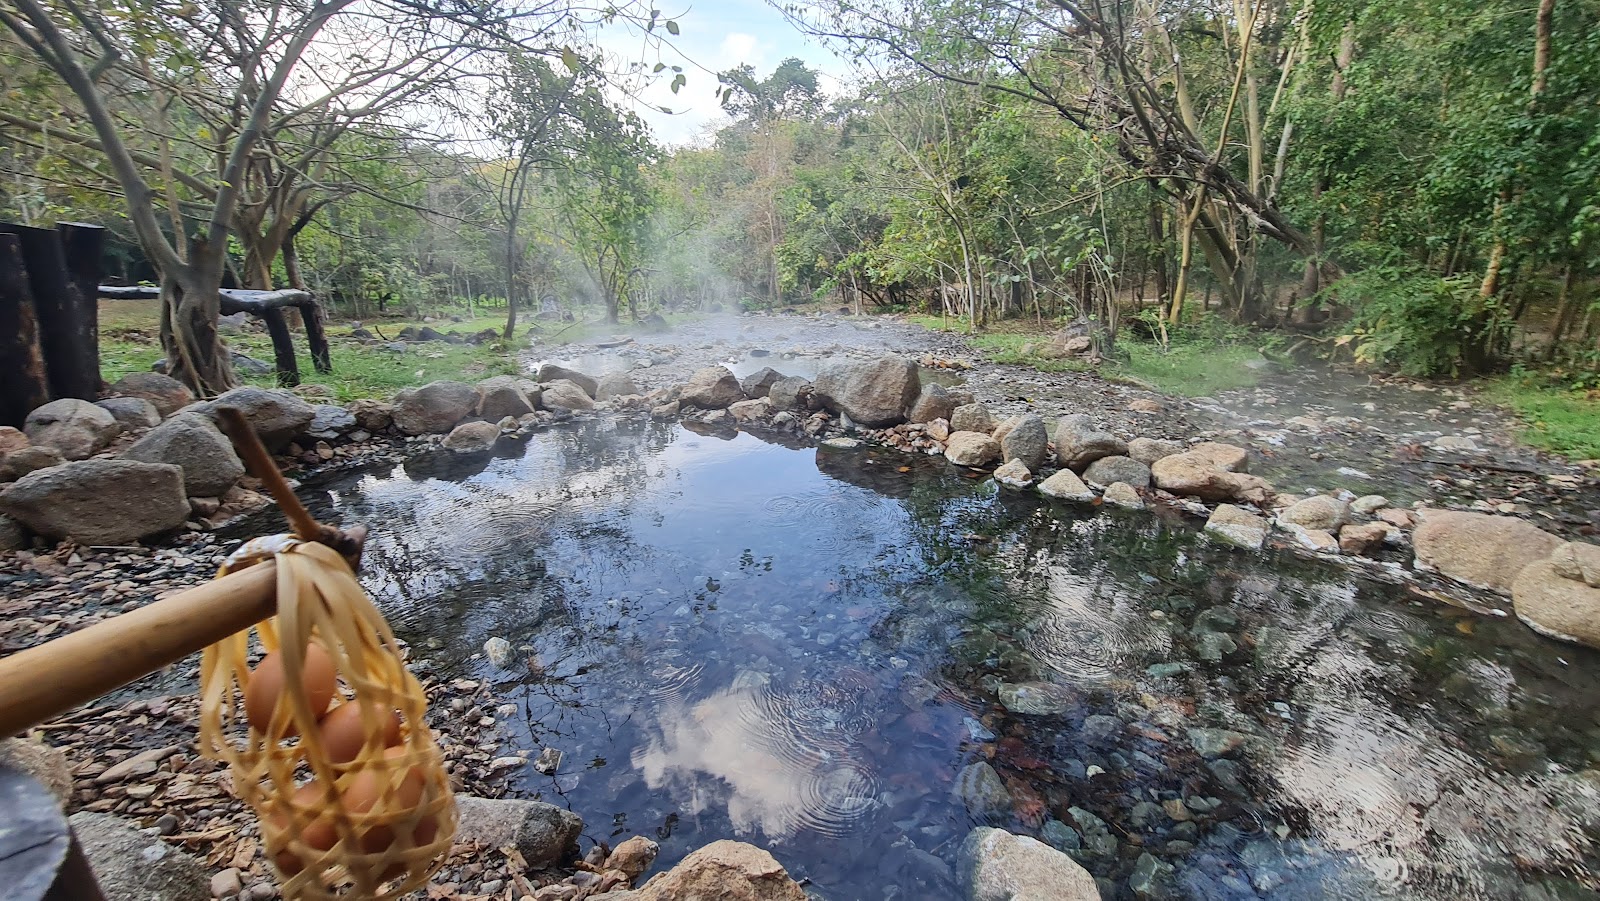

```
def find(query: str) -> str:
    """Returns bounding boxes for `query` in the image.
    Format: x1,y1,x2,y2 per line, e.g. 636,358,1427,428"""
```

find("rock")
950,403,996,435
476,376,537,419
629,840,805,901
0,426,27,455
738,367,783,399
197,387,315,449
605,836,660,881
484,636,514,668
347,398,394,432
536,364,598,397
680,367,745,410
908,383,961,424
0,446,64,481
1513,560,1600,649
998,682,1076,715
1377,508,1415,528
71,811,208,901
997,414,1049,470
1038,469,1095,502
230,351,272,375
952,762,1011,820
110,372,195,418
0,737,72,802
1431,435,1480,452
304,404,356,440
1151,452,1271,503
813,355,920,427
534,747,562,775
597,371,643,401
1102,481,1145,509
1413,510,1563,594
443,420,500,454
541,379,597,411
1053,414,1126,469
1551,541,1600,587
24,398,122,460
1338,521,1393,555
96,397,161,430
729,398,773,422
1352,494,1390,515
1129,851,1175,898
993,459,1033,487
1205,504,1269,550
0,512,24,550
1127,398,1163,413
1082,455,1150,489
926,418,951,442
211,868,244,898
945,431,1001,467
1126,437,1183,465
959,828,1099,901
0,459,188,545
122,413,245,496
391,380,477,435
1187,442,1250,472
766,377,813,411
1278,495,1351,531
651,401,680,419
453,795,582,868
1187,727,1248,759
821,437,861,449
1284,525,1340,553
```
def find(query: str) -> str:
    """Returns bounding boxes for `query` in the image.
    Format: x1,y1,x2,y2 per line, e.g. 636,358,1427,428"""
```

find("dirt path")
527,310,1600,539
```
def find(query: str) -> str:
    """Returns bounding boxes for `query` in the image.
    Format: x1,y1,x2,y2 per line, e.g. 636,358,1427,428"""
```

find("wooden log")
301,299,332,374
55,223,105,393
0,223,97,400
0,563,278,738
0,234,51,428
258,305,300,387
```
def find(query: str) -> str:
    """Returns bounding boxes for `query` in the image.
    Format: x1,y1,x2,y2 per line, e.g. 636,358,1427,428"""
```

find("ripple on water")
1021,570,1171,681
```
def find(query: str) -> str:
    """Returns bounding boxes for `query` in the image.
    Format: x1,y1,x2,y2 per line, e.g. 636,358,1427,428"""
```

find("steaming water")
294,419,1600,899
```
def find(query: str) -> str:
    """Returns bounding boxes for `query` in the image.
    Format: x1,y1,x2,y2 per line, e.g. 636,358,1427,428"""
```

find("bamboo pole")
0,562,278,738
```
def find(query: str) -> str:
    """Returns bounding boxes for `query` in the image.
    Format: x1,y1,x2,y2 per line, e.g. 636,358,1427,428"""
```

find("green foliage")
1486,374,1600,460
1323,266,1500,377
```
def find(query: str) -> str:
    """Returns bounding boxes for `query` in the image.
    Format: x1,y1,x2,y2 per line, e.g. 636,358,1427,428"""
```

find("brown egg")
344,746,432,853
244,641,337,734
317,701,403,764
264,783,338,875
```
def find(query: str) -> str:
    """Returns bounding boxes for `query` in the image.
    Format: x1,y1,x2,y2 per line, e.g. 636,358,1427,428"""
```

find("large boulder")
908,383,971,424
95,397,161,431
541,379,597,411
1037,469,1095,502
959,828,1100,901
950,403,996,435
392,380,477,435
476,376,537,419
536,363,598,398
680,367,745,410
347,398,395,432
443,420,500,454
1278,495,1351,531
70,812,208,901
1151,452,1272,503
1514,553,1600,648
24,398,122,460
121,413,245,496
1413,510,1563,595
597,371,643,401
1053,414,1126,470
738,367,784,399
767,377,813,411
630,840,805,901
0,426,27,455
1206,504,1270,550
813,355,921,427
0,446,64,482
454,795,583,868
0,459,189,545
945,432,1002,467
1127,437,1183,466
110,372,194,418
1187,442,1249,472
1082,455,1150,489
197,387,315,449
997,414,1049,471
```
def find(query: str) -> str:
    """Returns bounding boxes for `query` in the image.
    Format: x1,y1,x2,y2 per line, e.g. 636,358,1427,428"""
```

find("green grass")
905,313,1265,396
99,300,527,402
1484,375,1600,460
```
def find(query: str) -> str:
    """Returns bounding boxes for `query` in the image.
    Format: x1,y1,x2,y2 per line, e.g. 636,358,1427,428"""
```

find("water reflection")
286,419,1600,900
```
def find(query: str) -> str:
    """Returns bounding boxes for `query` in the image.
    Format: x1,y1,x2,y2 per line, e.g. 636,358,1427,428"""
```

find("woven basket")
199,537,457,899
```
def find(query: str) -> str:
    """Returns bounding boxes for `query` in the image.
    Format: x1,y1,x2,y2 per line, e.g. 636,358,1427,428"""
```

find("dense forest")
2,0,1597,392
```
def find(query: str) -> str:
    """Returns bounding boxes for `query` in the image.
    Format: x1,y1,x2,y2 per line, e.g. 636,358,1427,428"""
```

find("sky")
601,0,851,146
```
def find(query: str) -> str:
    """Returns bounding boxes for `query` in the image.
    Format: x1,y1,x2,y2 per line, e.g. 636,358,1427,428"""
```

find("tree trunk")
159,253,234,397
0,222,100,400
0,234,51,426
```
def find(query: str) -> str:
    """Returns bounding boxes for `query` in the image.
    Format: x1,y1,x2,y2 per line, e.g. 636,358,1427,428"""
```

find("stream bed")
293,418,1600,900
